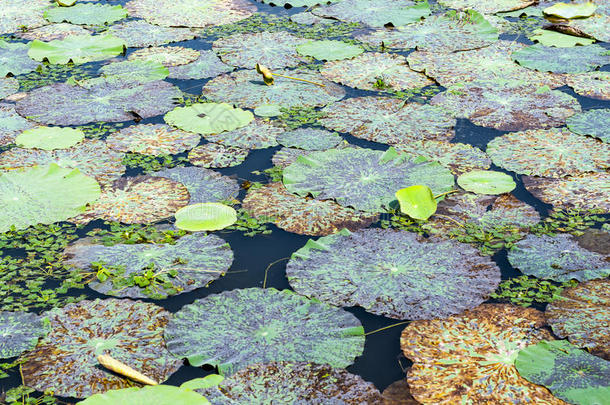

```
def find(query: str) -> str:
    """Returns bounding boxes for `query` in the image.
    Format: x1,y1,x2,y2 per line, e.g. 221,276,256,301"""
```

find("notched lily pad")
0,0,49,35
15,126,84,150
99,60,169,84
0,311,49,359
203,118,283,149
17,23,91,42
154,166,239,204
165,103,253,135
523,173,610,212
277,128,343,150
188,143,249,168
296,40,364,61
107,20,196,48
44,4,128,26
128,46,200,67
0,40,39,77
106,124,200,156
168,50,233,80
312,0,430,27
566,71,610,100
395,141,490,175
28,34,126,65
566,109,609,143
512,44,610,74
438,0,535,13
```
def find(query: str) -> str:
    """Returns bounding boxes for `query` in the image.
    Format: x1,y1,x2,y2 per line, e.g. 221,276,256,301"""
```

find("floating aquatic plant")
0,312,50,359
174,203,238,232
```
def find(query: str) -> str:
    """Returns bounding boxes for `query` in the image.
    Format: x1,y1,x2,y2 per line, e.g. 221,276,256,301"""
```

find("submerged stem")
262,257,289,289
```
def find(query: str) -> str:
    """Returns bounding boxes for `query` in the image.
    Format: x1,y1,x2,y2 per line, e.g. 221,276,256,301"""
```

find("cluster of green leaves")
531,209,606,236
491,275,578,307
86,222,187,246
252,166,283,182
175,93,207,107
387,85,443,104
122,152,189,174
15,62,93,92
503,15,545,36
0,358,23,379
74,121,125,140
225,208,274,237
1,385,62,405
446,223,524,256
277,106,325,130
380,210,428,235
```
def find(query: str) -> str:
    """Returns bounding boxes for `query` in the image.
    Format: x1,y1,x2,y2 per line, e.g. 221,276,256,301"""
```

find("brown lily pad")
188,143,249,168
565,71,610,101
395,140,490,175
106,124,200,156
382,378,419,405
523,173,610,212
128,46,200,67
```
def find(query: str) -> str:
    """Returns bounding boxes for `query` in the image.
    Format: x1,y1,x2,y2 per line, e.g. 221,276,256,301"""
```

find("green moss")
122,152,190,174
491,275,578,307
531,209,606,237
277,106,325,130
2,385,59,405
85,222,187,246
225,208,274,237
15,62,94,92
74,121,125,140
252,166,283,182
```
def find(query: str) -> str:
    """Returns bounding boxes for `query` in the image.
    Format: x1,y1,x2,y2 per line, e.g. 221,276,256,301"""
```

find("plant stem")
262,257,289,288
272,73,326,87
365,321,409,336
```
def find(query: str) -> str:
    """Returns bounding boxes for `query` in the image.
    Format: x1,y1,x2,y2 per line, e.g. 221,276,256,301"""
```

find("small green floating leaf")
164,103,253,135
79,384,211,404
395,185,437,220
180,375,224,391
543,2,597,19
16,126,84,150
296,40,364,61
457,170,516,195
44,3,128,25
28,34,126,65
529,29,595,48
174,203,237,232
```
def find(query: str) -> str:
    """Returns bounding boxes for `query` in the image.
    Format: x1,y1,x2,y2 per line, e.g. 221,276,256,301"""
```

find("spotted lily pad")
515,340,610,405
168,50,233,80
128,46,200,67
16,79,182,125
0,40,39,77
81,385,210,405
0,0,49,35
202,69,345,109
568,14,610,42
174,203,237,232
17,23,91,41
164,287,365,375
154,167,239,204
0,103,36,146
107,20,196,48
0,164,100,232
65,233,233,299
200,362,382,403
283,147,455,212
395,141,490,175
546,278,609,360
203,118,282,149
566,109,609,143
312,0,430,27
277,128,343,150
44,4,128,26
99,60,169,84
400,304,560,404
543,2,597,18
438,0,535,13
28,34,126,65
165,103,253,136
512,44,610,74
287,229,500,319
15,126,84,150
188,143,249,168
0,139,125,187
523,173,610,211
566,71,610,100
242,182,377,236
0,77,18,100
21,298,182,398
0,312,49,359
106,124,200,156
320,97,455,145
296,40,364,61
508,233,609,282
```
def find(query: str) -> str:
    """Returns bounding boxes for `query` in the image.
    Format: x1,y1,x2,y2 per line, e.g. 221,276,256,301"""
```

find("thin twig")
272,73,326,87
262,257,289,288
365,321,409,336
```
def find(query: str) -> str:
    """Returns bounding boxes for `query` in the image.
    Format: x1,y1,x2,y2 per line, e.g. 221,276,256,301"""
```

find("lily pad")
16,79,182,125
188,143,249,168
381,378,418,405
0,0,49,35
202,69,345,109
154,167,239,204
400,304,560,404
165,103,253,136
21,298,182,398
273,147,315,168
312,0,430,27
128,46,200,67
200,362,382,404
0,103,36,146
529,29,595,47
395,185,437,220
65,233,233,299
321,52,433,92
566,109,609,143
242,182,378,236
287,229,500,319
438,0,535,13
0,77,18,100
568,14,610,42
28,34,126,65
258,0,340,6
106,124,200,156
283,147,455,212
277,128,343,150
174,203,238,232
168,50,233,80
164,287,365,375
320,97,455,145
99,60,169,84
0,164,100,232
15,126,84,150
107,20,197,48
125,0,257,28
512,44,610,74
0,139,125,187
296,40,364,61
203,118,282,149
543,2,597,18
44,4,128,26
566,71,610,100
395,141,490,176
546,278,609,360
515,340,610,405
357,10,498,53
17,23,91,41
457,170,516,195
507,233,609,282
81,385,210,405
523,173,610,211
0,311,49,359
253,104,281,117
0,40,39,77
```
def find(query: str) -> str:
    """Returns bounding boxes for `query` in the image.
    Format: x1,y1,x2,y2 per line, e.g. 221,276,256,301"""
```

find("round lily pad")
529,29,595,47
457,170,516,195
154,166,239,204
0,40,39,77
200,362,382,403
174,203,237,232
0,139,125,187
16,79,181,125
0,311,49,359
566,71,610,100
188,143,249,168
128,46,200,67
283,147,455,212
0,164,100,232
17,23,91,42
0,0,49,35
242,182,378,236
65,233,233,299
202,68,345,109
438,0,535,13
400,304,559,404
81,385,210,405
395,141,490,175
544,2,597,18
253,104,281,117
396,185,437,220
546,278,609,360
0,77,18,100
320,97,455,145
312,0,430,27
515,340,610,405
168,50,233,80
28,34,126,65
99,60,169,84
523,173,610,212
164,287,365,375
277,128,342,150
107,20,196,48
287,228,500,319
0,103,36,146
296,40,364,61
44,4,128,26
165,103,253,136
512,43,610,74
566,109,609,143
106,124,200,156
21,298,182,398
15,126,84,150
203,118,282,149
321,52,433,92
508,233,609,282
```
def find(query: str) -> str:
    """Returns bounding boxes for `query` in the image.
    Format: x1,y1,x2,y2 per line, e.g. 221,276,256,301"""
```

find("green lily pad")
28,34,126,65
0,0,49,35
202,69,345,109
566,109,609,143
486,128,609,177
168,50,233,80
357,10,498,53
283,147,455,213
543,2,597,18
0,40,39,77
546,278,609,360
99,60,169,84
253,104,281,117
242,182,377,236
566,71,610,100
44,4,127,26
107,20,196,48
395,141,491,175
287,229,500,319
320,97,455,145
515,340,610,405
106,124,200,156
0,103,36,146
277,128,342,150
174,203,238,232
395,185,437,220
257,0,340,6
188,143,249,168
203,118,282,149
290,11,335,24
321,52,433,91
164,287,365,375
200,362,382,403
65,233,233,299
155,167,239,205
0,311,49,359
400,304,558,404
0,164,100,232
457,170,516,195
165,103,253,136
17,23,91,41
523,173,610,212
80,385,211,405
568,14,610,42
296,40,364,61
21,298,182,398
128,46,200,67
508,233,609,282
0,77,18,100
438,0,535,13
15,126,84,150
512,43,610,74
311,0,430,27
529,29,595,47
